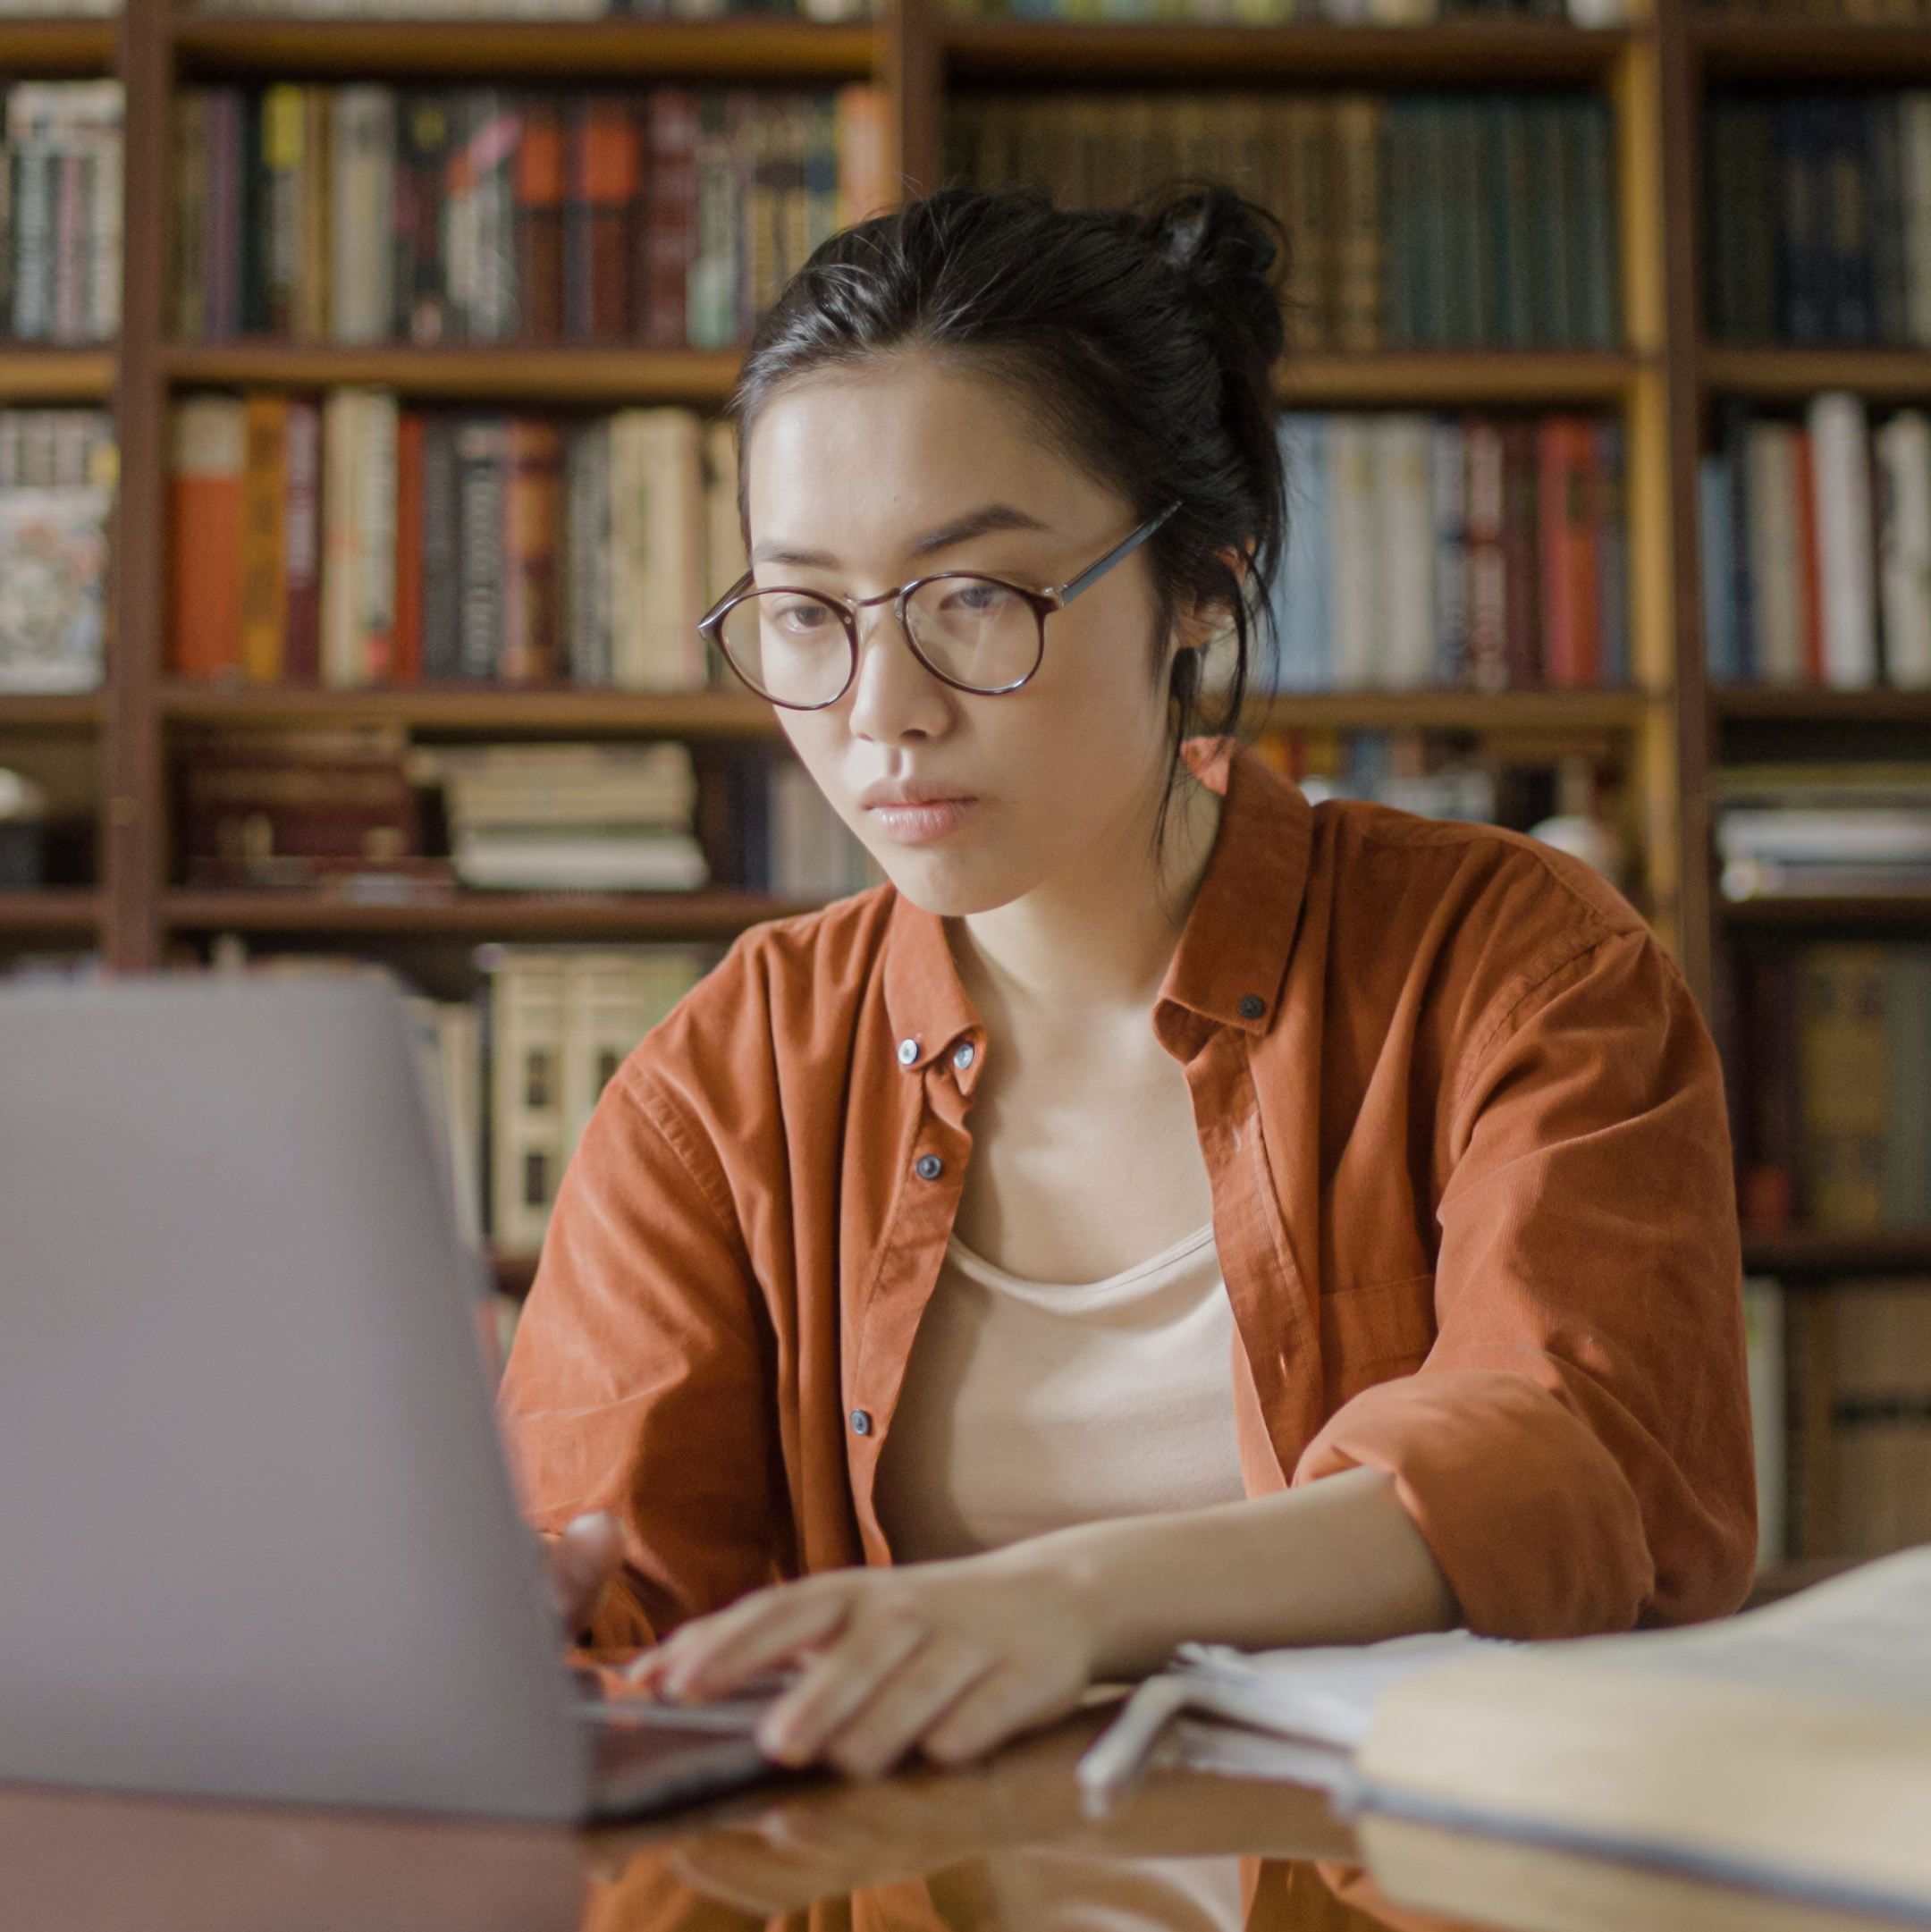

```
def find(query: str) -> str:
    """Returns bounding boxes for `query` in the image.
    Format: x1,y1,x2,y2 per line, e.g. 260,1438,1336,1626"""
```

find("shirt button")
897,1038,918,1067
915,1153,944,1181
850,1409,873,1436
1238,995,1267,1021
952,1042,976,1071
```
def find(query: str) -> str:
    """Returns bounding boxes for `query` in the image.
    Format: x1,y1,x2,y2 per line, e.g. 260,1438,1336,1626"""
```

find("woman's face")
742,354,1182,918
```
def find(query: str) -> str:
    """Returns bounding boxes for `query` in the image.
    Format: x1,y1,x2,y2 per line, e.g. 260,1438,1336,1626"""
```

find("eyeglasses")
698,502,1182,712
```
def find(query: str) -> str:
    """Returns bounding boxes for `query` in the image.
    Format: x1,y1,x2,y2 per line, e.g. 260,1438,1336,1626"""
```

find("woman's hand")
548,1511,623,1636
627,1550,1103,1778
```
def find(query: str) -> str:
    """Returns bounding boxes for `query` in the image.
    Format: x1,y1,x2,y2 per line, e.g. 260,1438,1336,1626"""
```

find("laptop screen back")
0,974,588,1818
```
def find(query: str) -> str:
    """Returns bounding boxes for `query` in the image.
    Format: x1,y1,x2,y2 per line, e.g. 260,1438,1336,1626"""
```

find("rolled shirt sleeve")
1293,922,1757,1639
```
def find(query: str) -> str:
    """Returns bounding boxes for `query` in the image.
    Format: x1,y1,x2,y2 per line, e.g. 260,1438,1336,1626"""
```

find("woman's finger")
755,1608,928,1765
637,1580,857,1700
816,1629,996,1779
920,1659,1077,1767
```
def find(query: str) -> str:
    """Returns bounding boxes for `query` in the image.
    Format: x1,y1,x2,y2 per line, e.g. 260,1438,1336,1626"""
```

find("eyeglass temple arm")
1053,501,1182,606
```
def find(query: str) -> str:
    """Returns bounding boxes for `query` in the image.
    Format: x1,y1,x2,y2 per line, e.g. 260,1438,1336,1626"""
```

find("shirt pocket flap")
1320,1272,1438,1407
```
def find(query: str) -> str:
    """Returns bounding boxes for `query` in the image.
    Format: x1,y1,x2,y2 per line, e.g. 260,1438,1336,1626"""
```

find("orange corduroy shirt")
500,742,1757,1649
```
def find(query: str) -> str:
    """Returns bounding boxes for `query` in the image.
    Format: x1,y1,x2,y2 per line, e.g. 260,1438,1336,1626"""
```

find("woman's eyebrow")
747,504,1050,570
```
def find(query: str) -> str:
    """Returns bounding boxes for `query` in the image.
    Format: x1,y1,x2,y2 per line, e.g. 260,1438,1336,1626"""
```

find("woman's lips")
865,797,978,846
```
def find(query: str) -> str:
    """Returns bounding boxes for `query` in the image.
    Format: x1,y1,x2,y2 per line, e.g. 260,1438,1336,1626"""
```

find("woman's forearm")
984,1465,1460,1678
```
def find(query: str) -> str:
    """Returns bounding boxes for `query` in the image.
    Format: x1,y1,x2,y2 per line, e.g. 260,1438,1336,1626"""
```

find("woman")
502,185,1755,1784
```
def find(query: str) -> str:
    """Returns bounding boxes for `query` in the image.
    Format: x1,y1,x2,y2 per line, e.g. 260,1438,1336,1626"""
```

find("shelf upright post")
881,0,942,202
1655,0,1716,1013
103,0,173,972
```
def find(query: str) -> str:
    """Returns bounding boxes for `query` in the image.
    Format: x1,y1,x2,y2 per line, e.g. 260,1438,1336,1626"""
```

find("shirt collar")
1158,739,1312,1039
879,738,1311,1063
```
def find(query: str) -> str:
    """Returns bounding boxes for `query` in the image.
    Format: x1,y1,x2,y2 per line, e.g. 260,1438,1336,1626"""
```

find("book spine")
1826,96,1875,346
1499,418,1540,687
1796,942,1890,1230
1809,390,1878,688
1904,92,1931,349
1328,414,1375,688
468,93,519,344
726,91,759,344
576,95,637,341
1793,426,1825,686
1575,97,1618,348
1539,416,1598,688
640,408,706,692
1869,95,1908,346
1699,453,1737,682
1722,400,1758,680
1877,409,1931,688
802,92,838,265
1429,419,1468,687
565,418,613,685
1271,414,1330,693
1884,946,1931,1228
1780,98,1828,344
297,87,331,342
687,90,735,350
357,389,398,682
489,953,569,1258
701,415,746,613
1376,414,1435,690
421,414,461,680
173,93,208,340
329,86,395,346
500,417,562,685
240,392,288,685
282,398,321,683
11,139,50,340
514,95,564,345
262,83,301,339
1593,418,1629,688
1531,99,1574,345
393,409,425,686
207,89,243,341
643,88,697,348
455,415,507,679
320,387,360,688
1746,419,1802,685
1332,94,1383,352
52,151,85,344
169,394,246,679
1280,97,1331,352
1380,105,1415,350
239,89,269,338
1463,415,1507,693
399,92,452,345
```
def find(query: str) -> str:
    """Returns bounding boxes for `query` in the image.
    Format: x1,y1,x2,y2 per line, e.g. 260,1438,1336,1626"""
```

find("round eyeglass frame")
698,501,1182,712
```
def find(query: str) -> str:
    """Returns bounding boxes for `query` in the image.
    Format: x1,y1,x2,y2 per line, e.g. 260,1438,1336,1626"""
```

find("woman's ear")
1171,544,1252,655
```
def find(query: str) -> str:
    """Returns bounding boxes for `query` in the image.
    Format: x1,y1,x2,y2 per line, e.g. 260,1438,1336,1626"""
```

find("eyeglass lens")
717,578,1045,707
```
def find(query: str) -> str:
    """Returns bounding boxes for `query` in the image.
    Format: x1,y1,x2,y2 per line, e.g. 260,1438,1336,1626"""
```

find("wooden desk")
0,1716,1899,1932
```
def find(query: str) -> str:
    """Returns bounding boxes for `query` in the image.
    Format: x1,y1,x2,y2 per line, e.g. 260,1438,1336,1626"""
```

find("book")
1876,409,1931,688
1741,1276,1786,1569
240,392,288,684
329,86,394,346
1809,392,1878,688
319,387,398,688
1354,1553,1931,1925
169,394,246,681
1832,1279,1931,1558
0,485,109,695
1796,942,1890,1231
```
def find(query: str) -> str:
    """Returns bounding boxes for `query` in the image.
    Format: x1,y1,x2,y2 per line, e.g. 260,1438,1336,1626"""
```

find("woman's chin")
868,847,1032,920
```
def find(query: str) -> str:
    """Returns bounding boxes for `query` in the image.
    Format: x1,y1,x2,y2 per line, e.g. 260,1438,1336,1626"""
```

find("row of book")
1699,395,1931,690
0,83,122,346
171,85,889,348
174,725,875,900
948,93,1619,352
186,0,873,15
168,394,744,692
1717,763,1931,903
1704,94,1931,349
1728,939,1931,1233
0,408,115,696
1267,412,1628,694
1698,0,1931,17
1745,1275,1931,1566
945,0,1624,16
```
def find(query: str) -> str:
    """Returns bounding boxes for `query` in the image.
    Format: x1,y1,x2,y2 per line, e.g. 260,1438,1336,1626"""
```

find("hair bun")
1141,186,1286,377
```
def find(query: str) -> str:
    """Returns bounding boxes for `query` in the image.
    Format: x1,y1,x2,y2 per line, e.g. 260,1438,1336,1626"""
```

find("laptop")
0,970,782,1822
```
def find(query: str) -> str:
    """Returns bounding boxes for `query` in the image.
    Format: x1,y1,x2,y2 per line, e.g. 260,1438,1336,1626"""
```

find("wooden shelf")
162,683,781,737
1741,1229,1931,1276
1252,688,1656,733
1701,346,1931,402
1713,686,1931,723
1743,1557,1859,1609
0,19,116,74
1277,350,1645,408
945,19,1634,87
1722,895,1931,929
1692,17,1931,84
0,889,101,932
0,350,114,401
0,692,104,726
163,343,743,406
161,887,824,938
171,16,880,81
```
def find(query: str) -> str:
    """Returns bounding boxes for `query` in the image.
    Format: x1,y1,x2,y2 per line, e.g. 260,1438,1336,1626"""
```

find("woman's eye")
772,599,836,637
944,581,1014,615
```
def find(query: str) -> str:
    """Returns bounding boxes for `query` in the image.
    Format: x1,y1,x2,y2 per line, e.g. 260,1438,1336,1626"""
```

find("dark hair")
730,183,1286,777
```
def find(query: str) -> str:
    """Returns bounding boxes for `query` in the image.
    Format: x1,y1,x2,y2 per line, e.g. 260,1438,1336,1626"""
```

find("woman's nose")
845,603,955,746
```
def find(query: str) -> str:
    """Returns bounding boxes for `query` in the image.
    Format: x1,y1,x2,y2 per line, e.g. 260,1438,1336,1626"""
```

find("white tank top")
873,1224,1249,1564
